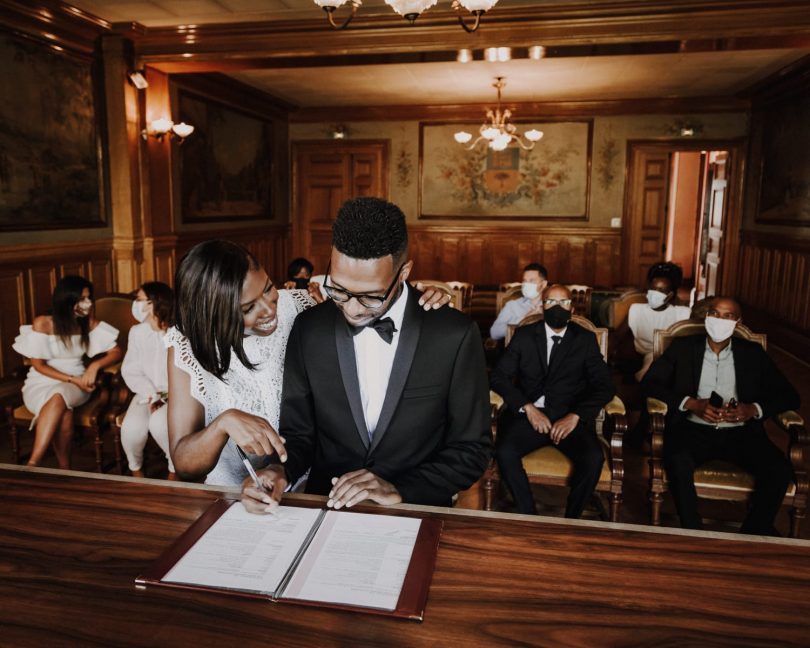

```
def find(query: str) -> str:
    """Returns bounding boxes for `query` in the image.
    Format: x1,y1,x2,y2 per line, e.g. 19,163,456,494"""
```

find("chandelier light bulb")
314,0,348,6
481,127,500,140
456,0,498,9
490,133,512,151
172,122,195,139
454,131,473,144
150,117,174,134
524,129,543,142
385,0,437,22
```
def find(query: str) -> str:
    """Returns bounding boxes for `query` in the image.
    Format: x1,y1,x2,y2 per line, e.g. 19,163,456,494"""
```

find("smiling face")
327,249,412,327
240,267,279,336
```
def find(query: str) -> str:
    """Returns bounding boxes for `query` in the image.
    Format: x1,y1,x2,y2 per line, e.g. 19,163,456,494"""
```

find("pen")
235,444,267,494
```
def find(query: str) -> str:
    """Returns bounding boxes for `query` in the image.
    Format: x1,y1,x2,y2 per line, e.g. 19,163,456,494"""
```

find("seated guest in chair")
490,284,615,517
283,257,325,304
490,263,548,341
628,261,691,381
242,196,491,513
642,297,799,535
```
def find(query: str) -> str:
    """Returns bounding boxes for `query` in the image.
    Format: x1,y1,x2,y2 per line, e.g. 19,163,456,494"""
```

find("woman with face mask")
120,282,175,479
627,262,691,381
12,275,122,468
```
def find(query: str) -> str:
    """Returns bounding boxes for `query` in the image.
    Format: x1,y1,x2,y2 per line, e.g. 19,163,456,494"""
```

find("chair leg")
609,492,622,522
482,460,497,511
789,505,805,539
6,409,20,464
112,423,123,475
650,490,663,526
94,429,104,473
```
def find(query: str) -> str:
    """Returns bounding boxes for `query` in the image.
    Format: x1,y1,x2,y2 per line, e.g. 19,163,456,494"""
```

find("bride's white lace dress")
165,289,314,486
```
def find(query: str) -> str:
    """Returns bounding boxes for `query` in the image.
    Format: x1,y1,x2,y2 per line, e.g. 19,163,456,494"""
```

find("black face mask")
544,305,571,330
293,277,309,290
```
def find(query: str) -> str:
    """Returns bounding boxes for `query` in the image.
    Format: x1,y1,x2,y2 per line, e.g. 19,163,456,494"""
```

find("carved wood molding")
0,0,110,57
0,237,111,263
291,96,750,123
740,229,810,253
124,1,810,65
408,224,620,237
171,73,296,119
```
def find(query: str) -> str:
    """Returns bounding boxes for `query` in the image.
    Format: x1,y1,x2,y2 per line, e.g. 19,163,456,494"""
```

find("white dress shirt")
531,323,567,409
353,282,409,438
490,297,542,340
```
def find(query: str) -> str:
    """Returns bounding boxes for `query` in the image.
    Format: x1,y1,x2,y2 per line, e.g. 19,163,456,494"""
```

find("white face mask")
131,300,150,323
646,290,669,309
75,298,92,317
705,316,737,343
521,282,539,300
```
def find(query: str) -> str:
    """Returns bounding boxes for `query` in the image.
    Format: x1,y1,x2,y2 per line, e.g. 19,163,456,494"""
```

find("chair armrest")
773,410,809,481
605,396,626,417
647,397,668,416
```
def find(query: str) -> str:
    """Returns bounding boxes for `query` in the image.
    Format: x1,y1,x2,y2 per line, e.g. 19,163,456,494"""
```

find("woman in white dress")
166,239,452,487
120,281,175,479
12,275,122,468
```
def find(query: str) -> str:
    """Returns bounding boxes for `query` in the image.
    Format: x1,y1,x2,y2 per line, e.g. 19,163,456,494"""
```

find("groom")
243,197,490,510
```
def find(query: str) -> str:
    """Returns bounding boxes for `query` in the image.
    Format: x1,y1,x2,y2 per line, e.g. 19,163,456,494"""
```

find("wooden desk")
2,465,810,647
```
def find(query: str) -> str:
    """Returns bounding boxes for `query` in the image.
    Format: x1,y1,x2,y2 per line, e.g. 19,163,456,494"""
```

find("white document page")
162,503,322,594
282,512,420,611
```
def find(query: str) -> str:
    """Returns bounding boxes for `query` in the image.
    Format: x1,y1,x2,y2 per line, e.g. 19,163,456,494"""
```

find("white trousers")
120,400,173,472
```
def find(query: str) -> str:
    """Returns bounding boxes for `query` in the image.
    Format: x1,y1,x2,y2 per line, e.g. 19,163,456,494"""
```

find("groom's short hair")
332,197,408,265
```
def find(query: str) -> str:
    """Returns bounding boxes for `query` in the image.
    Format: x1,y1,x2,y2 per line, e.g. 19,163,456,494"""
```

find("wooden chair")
495,285,523,315
6,294,136,471
499,281,521,292
411,280,462,310
486,312,627,520
565,284,592,319
446,281,474,314
606,290,646,330
646,320,808,537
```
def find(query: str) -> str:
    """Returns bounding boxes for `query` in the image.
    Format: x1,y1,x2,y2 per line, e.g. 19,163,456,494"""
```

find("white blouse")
165,289,314,486
121,322,168,401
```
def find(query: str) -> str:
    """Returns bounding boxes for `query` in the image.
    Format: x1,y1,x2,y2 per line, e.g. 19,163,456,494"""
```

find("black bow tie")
350,317,398,344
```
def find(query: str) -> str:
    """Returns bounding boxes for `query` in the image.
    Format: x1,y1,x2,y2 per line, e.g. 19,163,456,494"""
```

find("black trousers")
495,412,604,518
664,419,792,535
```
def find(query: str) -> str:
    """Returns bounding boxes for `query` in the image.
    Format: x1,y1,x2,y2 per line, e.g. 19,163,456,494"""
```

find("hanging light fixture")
141,118,195,144
451,0,499,33
454,77,543,152
314,0,498,30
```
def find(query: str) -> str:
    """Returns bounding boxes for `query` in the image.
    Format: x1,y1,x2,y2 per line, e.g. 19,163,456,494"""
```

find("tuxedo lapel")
731,339,752,401
369,286,423,455
334,312,370,450
691,336,706,394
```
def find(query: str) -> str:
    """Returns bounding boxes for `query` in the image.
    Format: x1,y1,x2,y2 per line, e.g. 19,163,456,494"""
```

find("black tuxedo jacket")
490,321,615,423
642,334,800,427
279,284,491,506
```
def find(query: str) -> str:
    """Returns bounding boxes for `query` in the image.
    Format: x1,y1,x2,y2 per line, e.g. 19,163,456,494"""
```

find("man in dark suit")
642,296,799,535
490,284,615,518
242,197,491,511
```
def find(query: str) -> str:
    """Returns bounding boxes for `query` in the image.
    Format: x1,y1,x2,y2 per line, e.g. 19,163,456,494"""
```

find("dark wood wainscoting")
737,230,810,362
0,240,114,379
176,224,291,287
408,225,623,287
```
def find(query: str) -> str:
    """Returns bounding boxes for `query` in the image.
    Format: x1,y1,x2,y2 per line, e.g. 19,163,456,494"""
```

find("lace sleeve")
165,327,230,424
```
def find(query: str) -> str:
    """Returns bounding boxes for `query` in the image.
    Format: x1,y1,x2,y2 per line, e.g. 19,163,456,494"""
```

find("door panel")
293,142,388,274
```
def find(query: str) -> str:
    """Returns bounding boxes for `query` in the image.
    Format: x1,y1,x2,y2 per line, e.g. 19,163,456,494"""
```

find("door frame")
290,139,390,261
621,138,746,295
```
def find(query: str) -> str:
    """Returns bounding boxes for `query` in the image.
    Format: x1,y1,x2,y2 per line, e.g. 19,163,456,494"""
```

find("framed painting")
178,91,273,223
0,34,107,231
419,120,592,220
754,93,810,227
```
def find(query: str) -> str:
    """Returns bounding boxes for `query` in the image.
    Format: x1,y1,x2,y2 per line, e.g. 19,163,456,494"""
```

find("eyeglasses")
543,298,572,308
323,262,405,309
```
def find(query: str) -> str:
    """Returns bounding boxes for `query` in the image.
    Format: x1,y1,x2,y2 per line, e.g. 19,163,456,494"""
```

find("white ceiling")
65,0,810,106
229,49,808,106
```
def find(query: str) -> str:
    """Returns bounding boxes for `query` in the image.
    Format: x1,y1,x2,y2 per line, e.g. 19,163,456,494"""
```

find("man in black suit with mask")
242,197,491,512
490,284,615,518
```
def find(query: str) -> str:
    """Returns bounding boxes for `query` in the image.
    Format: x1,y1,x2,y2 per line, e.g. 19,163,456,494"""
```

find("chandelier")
454,77,543,151
313,0,499,31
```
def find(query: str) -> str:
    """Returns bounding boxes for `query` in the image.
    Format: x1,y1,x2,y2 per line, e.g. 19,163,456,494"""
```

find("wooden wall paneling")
27,267,57,322
88,260,114,296
0,270,26,378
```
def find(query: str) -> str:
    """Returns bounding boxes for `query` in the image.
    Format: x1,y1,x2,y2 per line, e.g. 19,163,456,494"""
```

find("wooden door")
292,141,388,274
623,147,671,288
695,152,728,300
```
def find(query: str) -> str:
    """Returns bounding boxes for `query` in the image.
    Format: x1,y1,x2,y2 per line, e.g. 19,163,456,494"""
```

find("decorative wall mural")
179,91,273,223
419,121,591,220
0,35,106,230
755,93,810,227
596,127,619,192
396,149,412,189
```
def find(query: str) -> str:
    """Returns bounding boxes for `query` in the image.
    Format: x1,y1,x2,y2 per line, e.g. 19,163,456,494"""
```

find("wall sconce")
330,124,348,140
128,70,148,90
667,119,704,138
141,118,195,143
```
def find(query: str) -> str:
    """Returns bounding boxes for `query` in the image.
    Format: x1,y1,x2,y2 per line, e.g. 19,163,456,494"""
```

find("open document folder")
136,499,443,621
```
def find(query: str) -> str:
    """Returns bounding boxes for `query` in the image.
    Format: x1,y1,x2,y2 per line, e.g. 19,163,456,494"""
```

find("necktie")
548,335,562,366
350,317,397,344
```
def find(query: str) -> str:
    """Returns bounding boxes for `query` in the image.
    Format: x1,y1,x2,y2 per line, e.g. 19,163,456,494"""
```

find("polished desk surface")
2,465,810,647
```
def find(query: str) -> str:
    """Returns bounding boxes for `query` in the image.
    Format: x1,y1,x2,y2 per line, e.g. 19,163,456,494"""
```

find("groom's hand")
241,466,288,514
327,469,402,509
